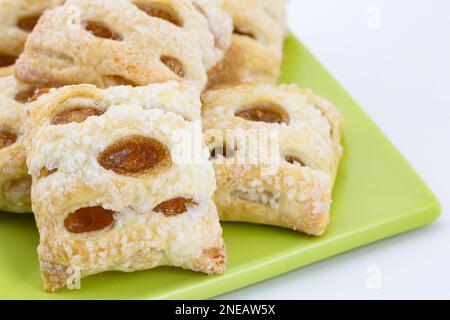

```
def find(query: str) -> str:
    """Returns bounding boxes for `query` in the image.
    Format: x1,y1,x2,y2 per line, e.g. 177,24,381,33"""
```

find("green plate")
0,36,441,299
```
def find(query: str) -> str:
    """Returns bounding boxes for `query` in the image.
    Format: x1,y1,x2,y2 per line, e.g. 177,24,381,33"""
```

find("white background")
218,0,450,300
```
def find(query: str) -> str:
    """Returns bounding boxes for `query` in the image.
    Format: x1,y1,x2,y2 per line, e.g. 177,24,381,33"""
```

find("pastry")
258,0,288,36
26,82,226,292
202,84,343,235
15,0,232,88
0,69,44,213
207,0,285,87
0,0,65,71
193,0,232,70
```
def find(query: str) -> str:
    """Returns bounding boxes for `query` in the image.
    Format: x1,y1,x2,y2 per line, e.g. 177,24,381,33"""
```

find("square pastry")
202,84,343,236
207,0,286,87
0,69,45,213
15,0,233,88
26,82,226,292
0,0,64,69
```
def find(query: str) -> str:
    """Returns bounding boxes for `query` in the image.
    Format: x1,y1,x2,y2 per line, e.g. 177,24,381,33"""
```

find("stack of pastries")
0,0,343,292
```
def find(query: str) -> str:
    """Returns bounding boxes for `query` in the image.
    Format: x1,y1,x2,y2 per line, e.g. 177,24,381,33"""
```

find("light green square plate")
0,36,441,299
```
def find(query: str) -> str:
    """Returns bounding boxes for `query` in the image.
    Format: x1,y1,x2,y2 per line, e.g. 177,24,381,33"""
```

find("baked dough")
26,82,226,292
0,0,65,67
207,0,285,87
193,0,232,70
15,0,232,88
0,68,41,213
258,0,288,36
0,66,15,78
202,84,343,235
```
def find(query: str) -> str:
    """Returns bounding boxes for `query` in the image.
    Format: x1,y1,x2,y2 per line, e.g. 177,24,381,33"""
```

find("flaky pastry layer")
16,0,232,88
0,0,64,60
27,83,226,292
202,84,343,235
0,69,38,213
207,0,285,87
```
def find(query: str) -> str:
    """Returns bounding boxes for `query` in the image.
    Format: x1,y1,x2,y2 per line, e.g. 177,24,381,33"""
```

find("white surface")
217,0,450,300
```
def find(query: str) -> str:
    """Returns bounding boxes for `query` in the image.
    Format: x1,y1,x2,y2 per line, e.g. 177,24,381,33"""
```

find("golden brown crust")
202,84,343,235
15,0,232,88
27,83,226,292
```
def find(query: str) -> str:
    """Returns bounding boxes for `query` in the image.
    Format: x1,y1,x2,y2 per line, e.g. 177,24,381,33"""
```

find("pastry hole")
285,155,306,167
52,106,106,125
39,168,58,179
28,88,50,102
153,197,198,217
98,136,172,176
64,206,115,234
0,54,17,67
104,75,138,87
160,56,185,78
14,89,36,103
210,144,234,160
135,2,182,27
161,56,185,77
233,27,256,39
16,87,50,103
2,177,31,207
84,21,123,41
235,103,289,125
17,14,41,32
0,129,17,149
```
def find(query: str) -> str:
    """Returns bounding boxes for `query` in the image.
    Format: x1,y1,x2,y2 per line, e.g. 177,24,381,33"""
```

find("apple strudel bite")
207,0,285,87
0,69,47,213
16,0,232,89
0,0,65,72
202,84,343,236
26,82,226,292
